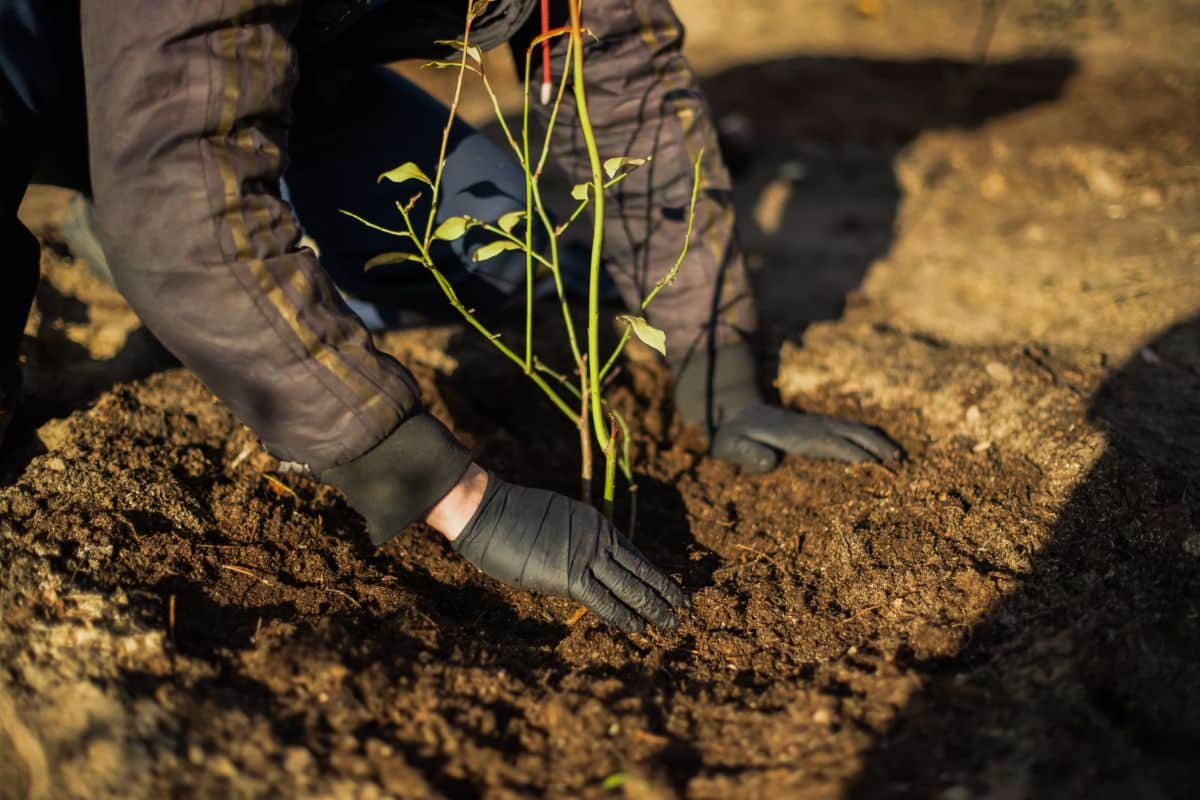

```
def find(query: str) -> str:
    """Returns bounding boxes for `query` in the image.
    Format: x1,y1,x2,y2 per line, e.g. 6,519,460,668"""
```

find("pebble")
984,361,1014,385
980,171,1007,200
1138,187,1164,208
965,405,982,425
283,746,314,775
1085,165,1123,200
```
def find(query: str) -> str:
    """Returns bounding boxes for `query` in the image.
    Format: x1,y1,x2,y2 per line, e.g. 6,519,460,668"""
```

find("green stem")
553,171,635,237
422,15,474,250
520,39,584,369
520,60,535,373
390,166,578,426
337,209,411,240
567,0,610,452
602,415,618,520
429,266,579,424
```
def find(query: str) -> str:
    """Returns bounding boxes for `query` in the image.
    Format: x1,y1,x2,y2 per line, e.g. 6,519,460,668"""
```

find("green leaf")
377,162,432,187
364,252,424,270
603,155,650,179
472,240,523,262
618,315,667,357
434,39,483,64
601,774,628,791
422,60,482,74
497,210,526,234
570,183,590,201
434,216,474,241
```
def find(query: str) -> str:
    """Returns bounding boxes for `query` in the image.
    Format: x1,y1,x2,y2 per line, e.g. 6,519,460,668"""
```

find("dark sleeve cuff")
320,413,473,545
672,341,762,432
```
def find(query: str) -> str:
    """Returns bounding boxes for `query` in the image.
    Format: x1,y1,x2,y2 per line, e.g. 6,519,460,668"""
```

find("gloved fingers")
784,433,878,463
727,409,885,463
711,428,779,473
577,573,647,634
611,542,690,610
592,556,680,630
831,422,903,461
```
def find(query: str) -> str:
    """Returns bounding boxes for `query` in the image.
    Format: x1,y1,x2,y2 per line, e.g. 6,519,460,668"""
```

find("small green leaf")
434,39,483,64
434,216,473,241
601,773,628,791
378,162,432,187
497,210,526,234
618,315,667,357
422,60,482,74
603,155,650,179
472,240,523,262
364,252,424,270
570,183,590,201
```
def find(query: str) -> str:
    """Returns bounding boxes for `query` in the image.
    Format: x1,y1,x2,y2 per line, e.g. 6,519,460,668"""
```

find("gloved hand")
452,475,688,633
674,342,901,473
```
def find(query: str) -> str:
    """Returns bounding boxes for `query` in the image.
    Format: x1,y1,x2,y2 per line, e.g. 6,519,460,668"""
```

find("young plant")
343,0,702,530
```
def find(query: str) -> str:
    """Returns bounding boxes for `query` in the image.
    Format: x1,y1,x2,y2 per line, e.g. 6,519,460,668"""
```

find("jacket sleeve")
79,0,471,541
514,0,759,367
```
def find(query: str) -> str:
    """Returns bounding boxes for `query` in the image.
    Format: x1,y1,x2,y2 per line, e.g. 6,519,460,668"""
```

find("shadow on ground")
701,55,1074,348
846,316,1200,797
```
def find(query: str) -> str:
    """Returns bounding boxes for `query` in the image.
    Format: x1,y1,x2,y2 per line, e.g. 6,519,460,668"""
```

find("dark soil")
3,1,1200,798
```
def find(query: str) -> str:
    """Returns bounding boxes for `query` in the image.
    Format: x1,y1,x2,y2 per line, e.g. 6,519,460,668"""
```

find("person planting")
0,0,899,632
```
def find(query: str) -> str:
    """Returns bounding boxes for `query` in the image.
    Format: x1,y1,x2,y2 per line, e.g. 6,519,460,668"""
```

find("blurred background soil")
3,1,1199,797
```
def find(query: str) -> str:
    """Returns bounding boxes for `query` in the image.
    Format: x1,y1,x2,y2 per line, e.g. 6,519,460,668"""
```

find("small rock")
36,418,72,452
1138,187,1164,208
1022,223,1047,243
973,441,993,454
1140,348,1161,365
965,405,982,425
984,361,1013,385
608,722,620,736
1085,165,1123,200
941,785,972,800
43,456,66,473
980,171,1007,200
207,755,238,779
812,708,833,724
283,747,314,775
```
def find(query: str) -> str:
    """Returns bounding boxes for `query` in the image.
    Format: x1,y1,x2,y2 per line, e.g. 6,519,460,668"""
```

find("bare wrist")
424,462,488,541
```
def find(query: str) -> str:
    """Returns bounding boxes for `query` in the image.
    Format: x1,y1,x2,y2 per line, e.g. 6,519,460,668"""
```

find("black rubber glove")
674,342,901,473
453,475,688,633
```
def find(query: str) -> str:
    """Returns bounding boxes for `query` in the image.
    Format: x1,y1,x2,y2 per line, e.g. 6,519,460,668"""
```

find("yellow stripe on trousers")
209,15,397,434
629,0,744,324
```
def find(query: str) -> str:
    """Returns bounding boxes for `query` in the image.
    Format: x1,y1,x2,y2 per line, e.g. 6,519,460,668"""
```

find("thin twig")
220,564,274,585
600,151,704,380
421,5,476,250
